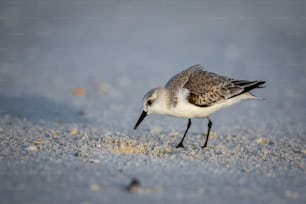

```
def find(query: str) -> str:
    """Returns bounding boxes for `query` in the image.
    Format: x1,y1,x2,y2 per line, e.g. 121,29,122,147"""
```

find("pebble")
70,128,80,136
25,145,38,151
88,159,101,164
256,137,271,145
72,88,87,96
126,178,141,193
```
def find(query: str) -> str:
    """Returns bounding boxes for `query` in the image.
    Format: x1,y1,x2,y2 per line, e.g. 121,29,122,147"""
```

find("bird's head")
133,87,168,129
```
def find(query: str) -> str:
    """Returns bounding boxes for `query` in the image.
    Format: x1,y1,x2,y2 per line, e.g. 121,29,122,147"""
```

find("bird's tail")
229,80,266,100
244,81,266,100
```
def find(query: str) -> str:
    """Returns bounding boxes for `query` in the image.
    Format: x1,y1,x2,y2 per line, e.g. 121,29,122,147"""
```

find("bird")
133,64,265,148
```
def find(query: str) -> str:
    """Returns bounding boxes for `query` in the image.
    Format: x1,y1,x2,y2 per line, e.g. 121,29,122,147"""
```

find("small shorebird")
133,65,265,148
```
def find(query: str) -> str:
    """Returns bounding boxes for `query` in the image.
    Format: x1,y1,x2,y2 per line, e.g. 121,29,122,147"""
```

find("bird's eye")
147,99,152,106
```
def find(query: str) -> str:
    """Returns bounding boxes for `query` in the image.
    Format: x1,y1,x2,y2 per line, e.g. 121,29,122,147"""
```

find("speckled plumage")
165,64,263,108
134,64,265,148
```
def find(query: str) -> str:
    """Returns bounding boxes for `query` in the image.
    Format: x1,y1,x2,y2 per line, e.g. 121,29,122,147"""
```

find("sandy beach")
0,1,305,203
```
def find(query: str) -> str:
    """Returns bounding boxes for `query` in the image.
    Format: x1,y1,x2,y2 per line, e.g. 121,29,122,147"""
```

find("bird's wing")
182,66,265,107
165,64,202,91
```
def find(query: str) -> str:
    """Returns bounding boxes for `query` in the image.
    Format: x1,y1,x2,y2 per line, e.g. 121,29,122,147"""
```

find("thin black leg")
202,118,212,148
176,119,191,148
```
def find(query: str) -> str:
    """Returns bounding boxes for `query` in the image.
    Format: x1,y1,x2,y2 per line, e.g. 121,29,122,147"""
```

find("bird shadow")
0,94,88,123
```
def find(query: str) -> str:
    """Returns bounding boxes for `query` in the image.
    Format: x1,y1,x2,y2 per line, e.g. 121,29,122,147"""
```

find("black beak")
133,111,147,130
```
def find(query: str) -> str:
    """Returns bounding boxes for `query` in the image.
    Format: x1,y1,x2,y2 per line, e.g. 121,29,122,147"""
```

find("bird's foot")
176,143,184,148
201,144,208,149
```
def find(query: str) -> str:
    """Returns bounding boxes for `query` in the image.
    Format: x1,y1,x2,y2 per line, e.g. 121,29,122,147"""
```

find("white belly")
165,92,257,119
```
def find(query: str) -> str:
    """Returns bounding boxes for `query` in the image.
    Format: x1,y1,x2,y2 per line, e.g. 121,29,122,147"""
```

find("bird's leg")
176,119,191,148
202,118,212,148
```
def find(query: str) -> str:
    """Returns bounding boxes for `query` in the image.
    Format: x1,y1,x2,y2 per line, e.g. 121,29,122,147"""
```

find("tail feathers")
230,80,266,99
242,81,266,93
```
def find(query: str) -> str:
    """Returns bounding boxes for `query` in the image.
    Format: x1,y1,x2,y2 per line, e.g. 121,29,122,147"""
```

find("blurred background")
0,0,305,132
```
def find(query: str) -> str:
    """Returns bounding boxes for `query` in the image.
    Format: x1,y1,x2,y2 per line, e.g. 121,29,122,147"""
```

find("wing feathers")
183,66,265,107
164,65,265,107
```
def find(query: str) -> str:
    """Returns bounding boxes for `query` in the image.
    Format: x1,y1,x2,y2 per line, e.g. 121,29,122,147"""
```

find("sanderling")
133,64,265,148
